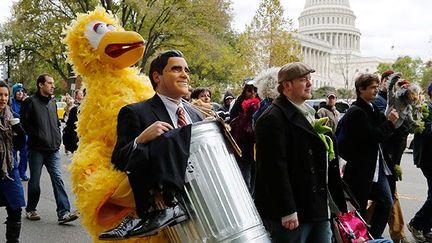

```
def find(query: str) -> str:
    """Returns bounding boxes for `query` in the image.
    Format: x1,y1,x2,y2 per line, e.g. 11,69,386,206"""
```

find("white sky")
1,0,431,61
0,1,14,24
232,0,432,61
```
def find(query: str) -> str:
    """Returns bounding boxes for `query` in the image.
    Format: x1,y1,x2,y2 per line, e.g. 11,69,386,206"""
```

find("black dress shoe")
129,204,188,238
98,215,141,241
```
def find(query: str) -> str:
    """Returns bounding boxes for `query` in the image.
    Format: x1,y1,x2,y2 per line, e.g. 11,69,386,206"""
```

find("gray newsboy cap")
278,62,315,83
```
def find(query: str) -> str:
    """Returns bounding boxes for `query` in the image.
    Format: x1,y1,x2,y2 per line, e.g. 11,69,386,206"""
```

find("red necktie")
177,107,187,127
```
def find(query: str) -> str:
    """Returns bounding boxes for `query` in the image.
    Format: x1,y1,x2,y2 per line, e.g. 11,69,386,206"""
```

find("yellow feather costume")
63,7,166,242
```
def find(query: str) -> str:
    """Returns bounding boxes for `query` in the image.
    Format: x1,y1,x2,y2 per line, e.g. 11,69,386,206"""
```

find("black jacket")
63,105,79,153
111,94,203,217
20,92,61,151
254,95,344,223
413,100,432,169
342,97,395,214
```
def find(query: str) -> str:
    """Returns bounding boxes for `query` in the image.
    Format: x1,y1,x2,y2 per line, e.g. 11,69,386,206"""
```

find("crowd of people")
0,50,431,243
0,76,83,242
97,51,432,243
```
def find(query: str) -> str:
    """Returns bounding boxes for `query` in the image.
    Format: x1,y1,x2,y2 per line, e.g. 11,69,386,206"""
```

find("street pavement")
0,145,428,242
0,145,92,243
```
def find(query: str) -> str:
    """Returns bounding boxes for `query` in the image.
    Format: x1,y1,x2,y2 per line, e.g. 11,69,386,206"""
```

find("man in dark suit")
342,73,398,239
99,50,203,240
254,62,345,242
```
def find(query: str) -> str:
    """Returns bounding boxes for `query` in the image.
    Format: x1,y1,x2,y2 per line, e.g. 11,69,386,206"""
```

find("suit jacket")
254,95,344,223
342,97,395,214
112,94,203,171
111,94,203,216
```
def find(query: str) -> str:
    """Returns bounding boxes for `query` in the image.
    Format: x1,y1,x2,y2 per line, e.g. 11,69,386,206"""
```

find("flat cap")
278,62,315,83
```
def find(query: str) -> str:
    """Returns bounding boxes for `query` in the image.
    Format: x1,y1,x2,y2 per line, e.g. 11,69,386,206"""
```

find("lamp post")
4,39,12,84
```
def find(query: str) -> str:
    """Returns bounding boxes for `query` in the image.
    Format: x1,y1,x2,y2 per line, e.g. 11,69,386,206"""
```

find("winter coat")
342,97,395,214
316,105,340,132
20,92,61,151
254,95,345,223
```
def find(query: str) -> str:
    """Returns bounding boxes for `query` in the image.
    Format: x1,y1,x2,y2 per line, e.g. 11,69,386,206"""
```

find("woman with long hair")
0,80,26,242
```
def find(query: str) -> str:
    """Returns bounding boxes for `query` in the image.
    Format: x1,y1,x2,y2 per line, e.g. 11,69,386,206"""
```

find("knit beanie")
12,83,24,97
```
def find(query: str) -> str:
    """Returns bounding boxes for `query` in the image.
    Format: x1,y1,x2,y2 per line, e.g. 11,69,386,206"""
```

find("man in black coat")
99,50,203,240
255,62,345,243
20,74,79,224
342,73,399,239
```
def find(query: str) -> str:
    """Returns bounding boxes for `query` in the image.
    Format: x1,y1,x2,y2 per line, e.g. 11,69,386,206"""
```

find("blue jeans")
410,168,432,232
368,239,393,243
26,149,71,218
13,136,28,177
369,168,393,239
264,219,332,243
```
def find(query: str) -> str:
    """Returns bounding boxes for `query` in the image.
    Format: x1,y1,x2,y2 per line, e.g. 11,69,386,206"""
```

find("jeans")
368,239,393,243
26,149,71,218
410,168,432,232
13,137,28,177
369,168,393,239
238,160,256,197
264,219,331,243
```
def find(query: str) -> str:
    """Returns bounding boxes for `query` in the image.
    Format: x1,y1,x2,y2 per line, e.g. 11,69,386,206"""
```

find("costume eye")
93,22,111,34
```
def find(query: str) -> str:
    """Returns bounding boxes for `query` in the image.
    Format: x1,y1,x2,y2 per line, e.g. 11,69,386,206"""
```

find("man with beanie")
408,82,432,242
10,83,29,181
254,62,345,242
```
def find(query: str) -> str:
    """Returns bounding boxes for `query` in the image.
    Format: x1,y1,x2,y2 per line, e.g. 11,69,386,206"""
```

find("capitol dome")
298,0,361,54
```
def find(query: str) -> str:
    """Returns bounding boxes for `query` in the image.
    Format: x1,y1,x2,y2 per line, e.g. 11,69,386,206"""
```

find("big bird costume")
63,7,167,242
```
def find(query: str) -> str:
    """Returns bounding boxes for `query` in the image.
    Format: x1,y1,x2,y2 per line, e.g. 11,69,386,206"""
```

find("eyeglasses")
297,76,312,82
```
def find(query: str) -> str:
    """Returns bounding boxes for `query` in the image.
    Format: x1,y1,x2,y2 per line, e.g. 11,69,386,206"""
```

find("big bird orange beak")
98,31,145,69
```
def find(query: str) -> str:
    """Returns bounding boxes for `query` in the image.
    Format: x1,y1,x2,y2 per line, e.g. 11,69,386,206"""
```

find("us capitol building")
295,0,393,89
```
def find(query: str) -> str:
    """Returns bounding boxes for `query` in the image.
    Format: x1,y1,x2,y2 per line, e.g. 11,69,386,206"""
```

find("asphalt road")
0,146,92,243
0,145,428,242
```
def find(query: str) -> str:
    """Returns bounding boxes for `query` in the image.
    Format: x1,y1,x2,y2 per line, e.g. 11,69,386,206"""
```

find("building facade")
296,0,392,89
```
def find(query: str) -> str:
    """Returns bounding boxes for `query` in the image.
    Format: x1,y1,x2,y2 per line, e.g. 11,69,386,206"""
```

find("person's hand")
387,109,399,125
394,164,403,181
281,214,299,230
135,121,173,144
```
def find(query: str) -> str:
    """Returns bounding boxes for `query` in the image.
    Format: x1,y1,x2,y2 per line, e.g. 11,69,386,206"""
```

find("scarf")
0,106,15,180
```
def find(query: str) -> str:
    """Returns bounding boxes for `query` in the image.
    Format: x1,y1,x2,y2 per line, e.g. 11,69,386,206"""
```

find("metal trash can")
164,120,270,243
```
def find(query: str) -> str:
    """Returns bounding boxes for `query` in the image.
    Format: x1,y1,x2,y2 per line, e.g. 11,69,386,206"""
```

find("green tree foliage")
240,0,301,75
376,62,392,75
376,55,432,91
336,87,355,100
421,60,432,89
376,56,422,82
0,0,99,94
391,56,423,82
312,86,337,99
0,0,245,97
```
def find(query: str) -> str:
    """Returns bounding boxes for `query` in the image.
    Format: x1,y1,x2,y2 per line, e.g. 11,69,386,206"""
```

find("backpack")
335,104,358,160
